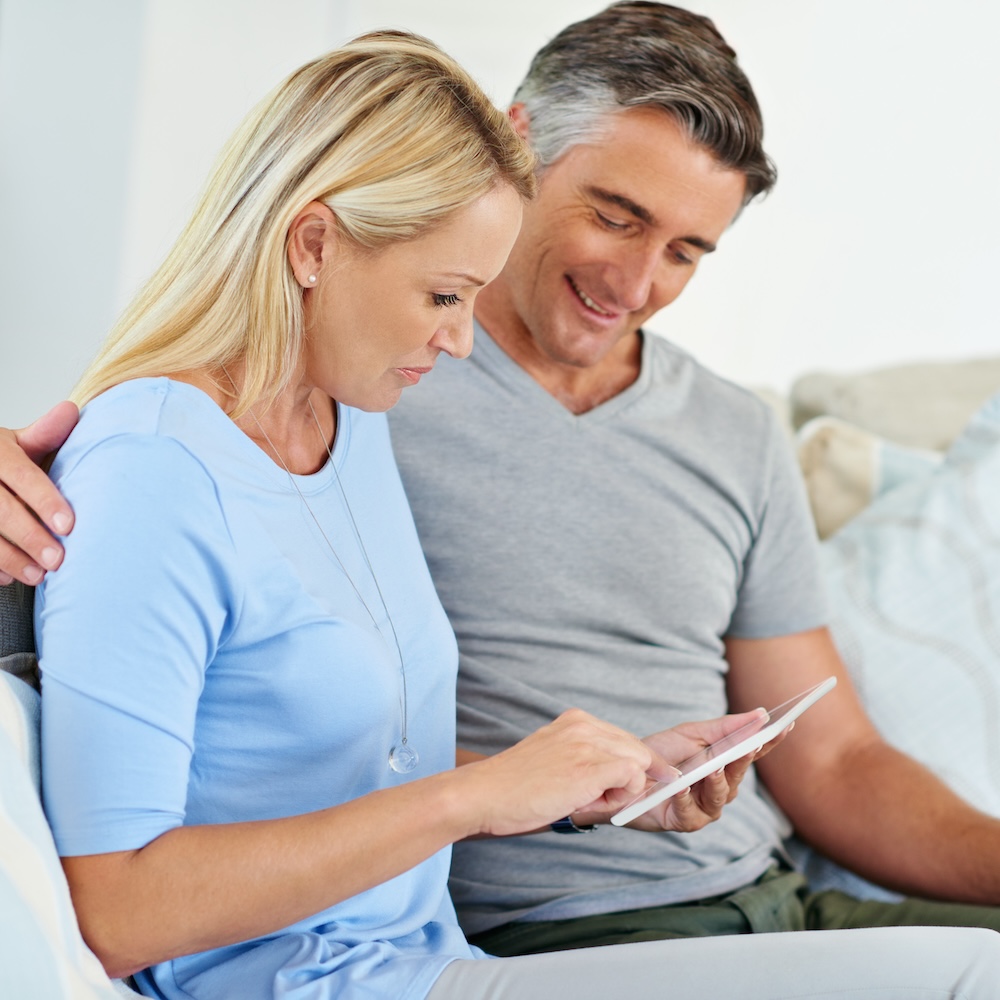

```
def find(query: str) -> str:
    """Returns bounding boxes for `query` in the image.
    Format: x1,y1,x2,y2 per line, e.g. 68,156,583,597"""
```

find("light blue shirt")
38,378,478,1000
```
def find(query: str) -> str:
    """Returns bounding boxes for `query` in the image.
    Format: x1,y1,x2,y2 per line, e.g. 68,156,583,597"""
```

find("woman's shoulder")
55,378,229,484
75,377,223,437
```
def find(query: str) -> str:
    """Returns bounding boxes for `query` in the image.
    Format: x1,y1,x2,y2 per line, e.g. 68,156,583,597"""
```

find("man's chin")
541,325,636,371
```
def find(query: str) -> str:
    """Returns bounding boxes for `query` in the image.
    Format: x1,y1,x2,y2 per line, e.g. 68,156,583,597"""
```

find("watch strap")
550,815,597,834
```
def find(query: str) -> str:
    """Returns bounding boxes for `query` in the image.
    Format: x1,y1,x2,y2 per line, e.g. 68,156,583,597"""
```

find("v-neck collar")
471,320,653,424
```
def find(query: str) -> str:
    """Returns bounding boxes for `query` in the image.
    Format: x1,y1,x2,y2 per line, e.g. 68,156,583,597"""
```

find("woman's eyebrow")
437,270,489,286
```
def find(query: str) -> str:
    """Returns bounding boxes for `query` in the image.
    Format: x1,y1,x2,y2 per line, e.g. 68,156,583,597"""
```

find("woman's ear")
287,201,339,288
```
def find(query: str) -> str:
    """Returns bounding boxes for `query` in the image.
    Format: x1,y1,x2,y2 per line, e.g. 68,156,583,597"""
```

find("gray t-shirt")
388,324,827,934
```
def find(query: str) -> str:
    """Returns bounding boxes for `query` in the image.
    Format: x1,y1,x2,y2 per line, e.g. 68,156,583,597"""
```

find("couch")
3,355,1000,996
773,357,1000,897
0,582,133,998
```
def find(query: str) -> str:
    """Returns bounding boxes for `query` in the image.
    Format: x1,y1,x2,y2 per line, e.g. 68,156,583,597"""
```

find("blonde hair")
72,31,536,415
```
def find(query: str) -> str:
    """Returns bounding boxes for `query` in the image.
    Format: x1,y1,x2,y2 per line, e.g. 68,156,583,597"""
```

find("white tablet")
610,676,837,827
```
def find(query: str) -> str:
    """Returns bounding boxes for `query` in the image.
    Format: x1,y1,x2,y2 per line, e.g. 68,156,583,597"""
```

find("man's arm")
726,626,1000,904
0,402,78,584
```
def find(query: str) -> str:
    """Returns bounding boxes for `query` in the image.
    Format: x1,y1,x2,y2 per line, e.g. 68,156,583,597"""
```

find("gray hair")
513,2,776,204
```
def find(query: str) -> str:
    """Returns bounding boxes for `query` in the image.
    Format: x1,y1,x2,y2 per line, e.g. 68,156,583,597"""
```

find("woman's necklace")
238,386,418,774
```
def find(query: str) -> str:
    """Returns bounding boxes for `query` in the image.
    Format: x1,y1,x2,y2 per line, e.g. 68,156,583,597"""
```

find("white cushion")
792,390,1000,895
0,671,121,999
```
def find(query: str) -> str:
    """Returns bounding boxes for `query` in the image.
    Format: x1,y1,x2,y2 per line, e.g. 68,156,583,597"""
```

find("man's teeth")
571,279,613,316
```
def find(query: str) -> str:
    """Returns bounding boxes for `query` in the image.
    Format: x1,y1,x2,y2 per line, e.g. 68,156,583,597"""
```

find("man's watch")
550,815,597,834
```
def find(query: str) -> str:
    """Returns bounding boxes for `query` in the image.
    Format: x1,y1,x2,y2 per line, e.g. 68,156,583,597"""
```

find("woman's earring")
308,274,317,284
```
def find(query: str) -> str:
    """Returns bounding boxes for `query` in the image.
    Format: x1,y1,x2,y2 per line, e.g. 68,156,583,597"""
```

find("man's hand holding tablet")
612,677,838,828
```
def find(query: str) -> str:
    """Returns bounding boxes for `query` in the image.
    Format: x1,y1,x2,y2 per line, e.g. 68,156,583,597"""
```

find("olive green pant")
469,866,1000,957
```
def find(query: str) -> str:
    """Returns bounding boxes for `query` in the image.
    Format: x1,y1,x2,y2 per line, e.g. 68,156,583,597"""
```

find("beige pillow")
749,386,794,439
790,358,1000,450
796,416,942,539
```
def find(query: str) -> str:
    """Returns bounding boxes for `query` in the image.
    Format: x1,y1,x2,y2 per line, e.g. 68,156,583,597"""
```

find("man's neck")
474,284,642,416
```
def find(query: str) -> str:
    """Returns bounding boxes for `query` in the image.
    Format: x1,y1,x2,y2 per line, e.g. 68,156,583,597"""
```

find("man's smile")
566,275,617,318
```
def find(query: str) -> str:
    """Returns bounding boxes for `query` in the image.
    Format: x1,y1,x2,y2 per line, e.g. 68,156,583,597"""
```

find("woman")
34,29,1000,1000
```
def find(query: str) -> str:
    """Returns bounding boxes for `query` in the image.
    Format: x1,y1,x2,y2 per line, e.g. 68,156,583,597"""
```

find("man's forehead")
556,107,740,187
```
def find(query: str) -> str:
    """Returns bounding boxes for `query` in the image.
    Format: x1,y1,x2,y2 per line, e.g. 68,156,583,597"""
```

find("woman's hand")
0,402,78,584
452,708,792,839
455,708,664,838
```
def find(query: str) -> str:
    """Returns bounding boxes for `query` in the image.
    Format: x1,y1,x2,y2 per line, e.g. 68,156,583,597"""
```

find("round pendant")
389,742,419,774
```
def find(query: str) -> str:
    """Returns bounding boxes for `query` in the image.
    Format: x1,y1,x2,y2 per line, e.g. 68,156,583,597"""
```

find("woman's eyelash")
433,293,462,307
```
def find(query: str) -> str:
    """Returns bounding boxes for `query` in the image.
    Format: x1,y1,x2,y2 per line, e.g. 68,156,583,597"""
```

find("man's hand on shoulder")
0,401,78,585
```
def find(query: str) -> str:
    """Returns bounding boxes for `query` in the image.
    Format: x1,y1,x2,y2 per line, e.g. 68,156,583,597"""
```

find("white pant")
428,925,1000,1000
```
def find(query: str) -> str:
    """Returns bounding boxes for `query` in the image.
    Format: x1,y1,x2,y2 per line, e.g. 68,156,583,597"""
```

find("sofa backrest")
0,586,124,999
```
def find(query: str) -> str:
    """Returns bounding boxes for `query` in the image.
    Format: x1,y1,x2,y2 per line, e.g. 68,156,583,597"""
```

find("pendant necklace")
238,384,418,774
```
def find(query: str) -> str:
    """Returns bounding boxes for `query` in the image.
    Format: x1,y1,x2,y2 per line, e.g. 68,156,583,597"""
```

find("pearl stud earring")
308,274,317,284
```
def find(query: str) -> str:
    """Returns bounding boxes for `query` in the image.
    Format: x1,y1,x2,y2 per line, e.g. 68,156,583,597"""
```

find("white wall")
664,0,1000,388
0,0,343,427
2,1,998,426
0,0,146,425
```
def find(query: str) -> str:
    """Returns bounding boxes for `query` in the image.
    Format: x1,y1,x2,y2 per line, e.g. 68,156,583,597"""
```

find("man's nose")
615,244,662,312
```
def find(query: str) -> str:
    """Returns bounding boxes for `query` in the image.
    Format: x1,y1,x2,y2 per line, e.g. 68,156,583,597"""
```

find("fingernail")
53,512,72,534
40,547,60,569
0,572,13,587
23,565,44,584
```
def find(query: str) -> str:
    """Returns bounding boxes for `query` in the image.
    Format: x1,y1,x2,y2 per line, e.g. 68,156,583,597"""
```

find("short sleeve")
726,413,829,639
37,434,239,855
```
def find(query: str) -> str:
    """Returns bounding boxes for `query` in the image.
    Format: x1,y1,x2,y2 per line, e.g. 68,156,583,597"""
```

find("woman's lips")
397,365,433,385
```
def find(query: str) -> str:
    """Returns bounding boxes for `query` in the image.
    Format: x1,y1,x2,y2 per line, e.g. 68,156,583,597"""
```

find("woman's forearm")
63,770,475,978
66,708,653,978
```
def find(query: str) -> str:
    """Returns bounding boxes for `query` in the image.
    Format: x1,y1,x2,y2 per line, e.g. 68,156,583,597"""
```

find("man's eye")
432,293,461,307
596,211,628,231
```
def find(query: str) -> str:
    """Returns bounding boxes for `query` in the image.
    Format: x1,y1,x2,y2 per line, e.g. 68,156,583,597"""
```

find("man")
4,0,1000,955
